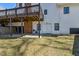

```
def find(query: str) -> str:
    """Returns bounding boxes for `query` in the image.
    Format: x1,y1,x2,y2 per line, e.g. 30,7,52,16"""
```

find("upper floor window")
44,9,47,15
64,7,69,14
19,3,22,7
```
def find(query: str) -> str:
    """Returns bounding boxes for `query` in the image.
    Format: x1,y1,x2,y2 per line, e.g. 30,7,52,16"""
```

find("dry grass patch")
0,39,24,48
22,35,74,56
0,35,74,56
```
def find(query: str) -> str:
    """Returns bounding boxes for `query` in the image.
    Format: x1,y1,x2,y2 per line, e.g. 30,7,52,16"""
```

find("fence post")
9,18,12,36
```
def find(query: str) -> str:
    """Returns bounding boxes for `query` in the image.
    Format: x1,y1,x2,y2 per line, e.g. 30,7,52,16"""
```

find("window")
44,9,47,15
54,23,59,31
19,3,22,7
64,7,69,14
1,24,5,27
25,3,31,6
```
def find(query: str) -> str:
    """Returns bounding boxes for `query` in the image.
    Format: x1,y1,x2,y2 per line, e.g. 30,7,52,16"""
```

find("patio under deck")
0,4,44,35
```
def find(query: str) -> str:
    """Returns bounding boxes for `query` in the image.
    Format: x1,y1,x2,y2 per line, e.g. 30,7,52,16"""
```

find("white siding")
40,22,52,34
0,11,5,16
32,3,60,34
33,21,52,34
40,3,60,21
17,8,25,14
59,4,79,34
16,3,25,7
7,10,15,15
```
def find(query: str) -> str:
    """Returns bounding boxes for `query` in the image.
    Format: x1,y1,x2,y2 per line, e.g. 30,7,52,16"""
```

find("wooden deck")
0,4,44,21
0,3,44,35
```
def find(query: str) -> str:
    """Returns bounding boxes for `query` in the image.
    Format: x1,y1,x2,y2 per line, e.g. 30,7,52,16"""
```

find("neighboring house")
0,3,79,35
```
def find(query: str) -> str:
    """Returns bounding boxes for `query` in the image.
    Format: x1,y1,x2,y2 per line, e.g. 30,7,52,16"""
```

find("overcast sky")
0,3,16,10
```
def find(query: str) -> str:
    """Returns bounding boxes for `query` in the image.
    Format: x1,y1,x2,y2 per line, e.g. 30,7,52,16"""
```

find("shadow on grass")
19,39,37,56
32,39,52,55
46,38,71,46
38,44,71,50
32,39,71,55
0,34,26,39
52,40,71,46
0,37,18,39
32,44,71,55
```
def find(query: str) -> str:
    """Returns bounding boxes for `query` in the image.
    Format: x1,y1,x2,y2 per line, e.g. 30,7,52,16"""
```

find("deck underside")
0,4,44,35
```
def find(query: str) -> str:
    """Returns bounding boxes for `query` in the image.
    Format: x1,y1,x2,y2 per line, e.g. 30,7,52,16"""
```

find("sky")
0,3,16,10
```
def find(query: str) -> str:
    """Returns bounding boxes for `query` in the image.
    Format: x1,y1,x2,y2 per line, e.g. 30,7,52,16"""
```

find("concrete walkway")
22,35,42,38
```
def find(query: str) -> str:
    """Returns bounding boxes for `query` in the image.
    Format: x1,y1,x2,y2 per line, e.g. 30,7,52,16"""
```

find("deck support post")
38,3,41,38
21,17,24,35
9,18,12,36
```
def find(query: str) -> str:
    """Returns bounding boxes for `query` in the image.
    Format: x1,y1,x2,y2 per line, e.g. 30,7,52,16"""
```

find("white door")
41,23,52,34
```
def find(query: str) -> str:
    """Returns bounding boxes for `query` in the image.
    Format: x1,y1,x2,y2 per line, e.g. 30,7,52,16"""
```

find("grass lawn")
0,35,75,56
21,35,74,56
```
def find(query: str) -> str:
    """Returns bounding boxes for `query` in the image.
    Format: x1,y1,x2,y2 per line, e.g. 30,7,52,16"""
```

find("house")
0,3,79,35
32,3,79,34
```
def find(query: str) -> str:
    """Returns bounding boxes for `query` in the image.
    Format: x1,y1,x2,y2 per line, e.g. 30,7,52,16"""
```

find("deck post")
9,18,12,36
21,17,23,35
38,3,41,38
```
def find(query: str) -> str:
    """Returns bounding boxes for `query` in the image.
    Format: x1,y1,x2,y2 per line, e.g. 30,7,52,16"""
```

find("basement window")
54,23,59,31
64,7,69,14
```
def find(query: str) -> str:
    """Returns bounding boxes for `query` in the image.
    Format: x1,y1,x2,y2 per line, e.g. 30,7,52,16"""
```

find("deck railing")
0,4,44,20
